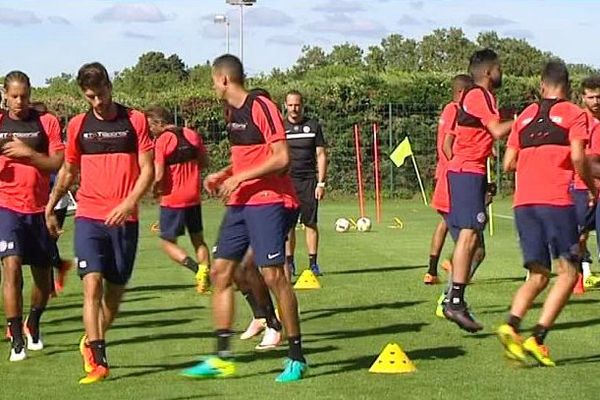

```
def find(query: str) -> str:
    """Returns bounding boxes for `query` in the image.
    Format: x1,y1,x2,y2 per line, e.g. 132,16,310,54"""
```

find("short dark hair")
145,105,174,125
286,90,303,102
452,74,473,90
468,49,499,77
77,62,111,90
541,59,569,88
582,75,600,92
4,70,31,91
212,54,244,85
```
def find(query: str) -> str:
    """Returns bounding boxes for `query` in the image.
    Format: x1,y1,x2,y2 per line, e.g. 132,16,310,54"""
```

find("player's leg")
159,206,199,275
247,204,306,381
469,233,486,281
52,206,73,294
26,264,52,351
300,177,321,275
444,172,487,332
425,218,448,284
187,205,211,294
181,207,245,379
286,226,297,277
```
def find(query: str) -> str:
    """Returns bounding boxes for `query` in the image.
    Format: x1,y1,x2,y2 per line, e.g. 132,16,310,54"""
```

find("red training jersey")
508,99,588,207
448,87,499,175
65,105,153,221
226,93,286,206
155,127,206,208
0,111,64,213
435,102,458,180
279,174,299,210
573,108,598,190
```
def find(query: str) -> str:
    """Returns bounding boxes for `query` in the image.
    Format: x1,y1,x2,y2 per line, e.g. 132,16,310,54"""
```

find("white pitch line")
493,213,514,220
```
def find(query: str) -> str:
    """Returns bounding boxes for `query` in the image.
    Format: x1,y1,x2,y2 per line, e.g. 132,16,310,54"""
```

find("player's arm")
486,120,513,140
443,133,455,160
503,147,518,172
45,161,79,237
572,139,597,199
220,140,289,197
465,89,512,139
315,146,327,200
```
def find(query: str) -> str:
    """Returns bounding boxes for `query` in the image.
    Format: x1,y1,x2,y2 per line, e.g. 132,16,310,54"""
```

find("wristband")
316,182,326,188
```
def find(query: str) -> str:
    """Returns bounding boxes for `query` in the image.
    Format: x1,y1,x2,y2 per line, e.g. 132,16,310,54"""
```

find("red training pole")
373,123,382,223
354,124,365,218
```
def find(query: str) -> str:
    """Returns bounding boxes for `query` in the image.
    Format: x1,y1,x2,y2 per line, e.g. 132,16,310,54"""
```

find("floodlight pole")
226,0,256,63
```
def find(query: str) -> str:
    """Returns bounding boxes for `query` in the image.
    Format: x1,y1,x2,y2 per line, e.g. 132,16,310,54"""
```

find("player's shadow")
473,277,528,285
110,331,214,347
304,322,428,343
478,298,600,316
46,295,160,312
128,283,195,293
304,346,465,378
45,318,196,336
45,305,201,325
553,316,600,331
301,300,424,322
328,264,426,275
558,353,600,366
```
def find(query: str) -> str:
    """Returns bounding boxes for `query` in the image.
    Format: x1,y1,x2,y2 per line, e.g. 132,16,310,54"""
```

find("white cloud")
245,7,293,27
48,16,70,25
93,4,171,23
409,1,424,10
123,31,155,40
313,0,364,14
267,35,303,46
503,29,535,40
465,14,514,27
398,14,421,26
0,7,41,26
302,13,386,38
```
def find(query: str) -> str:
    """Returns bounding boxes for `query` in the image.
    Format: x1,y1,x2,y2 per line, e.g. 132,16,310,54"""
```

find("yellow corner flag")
390,137,413,167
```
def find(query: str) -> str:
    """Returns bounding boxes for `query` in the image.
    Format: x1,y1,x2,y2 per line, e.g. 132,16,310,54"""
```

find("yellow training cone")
294,269,321,290
369,343,416,374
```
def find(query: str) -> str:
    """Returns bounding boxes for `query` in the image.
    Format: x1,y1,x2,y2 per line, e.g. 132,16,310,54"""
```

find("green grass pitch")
2,199,600,399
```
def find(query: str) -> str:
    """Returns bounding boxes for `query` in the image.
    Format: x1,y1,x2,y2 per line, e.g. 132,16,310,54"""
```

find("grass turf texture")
2,199,600,399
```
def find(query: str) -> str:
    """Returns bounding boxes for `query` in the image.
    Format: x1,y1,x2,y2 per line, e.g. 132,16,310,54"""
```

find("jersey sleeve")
154,132,173,165
463,88,499,127
251,96,286,144
41,114,65,154
590,122,600,156
130,110,154,153
315,122,326,147
568,107,589,142
443,104,459,136
185,128,207,155
65,114,85,165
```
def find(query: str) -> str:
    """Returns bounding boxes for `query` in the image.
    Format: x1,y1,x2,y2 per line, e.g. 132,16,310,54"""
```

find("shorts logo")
79,260,88,269
476,212,487,224
0,241,6,252
303,126,310,133
267,252,281,260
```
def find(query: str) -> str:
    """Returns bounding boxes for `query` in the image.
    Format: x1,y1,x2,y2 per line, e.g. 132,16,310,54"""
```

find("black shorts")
291,176,318,226
159,205,203,241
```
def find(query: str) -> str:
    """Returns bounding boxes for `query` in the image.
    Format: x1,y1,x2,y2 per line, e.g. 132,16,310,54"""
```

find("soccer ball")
335,218,350,233
356,217,372,232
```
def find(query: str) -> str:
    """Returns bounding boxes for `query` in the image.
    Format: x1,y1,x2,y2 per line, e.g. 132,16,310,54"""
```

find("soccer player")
145,105,211,293
573,76,600,287
0,71,64,361
45,62,154,383
425,74,473,285
497,60,595,366
443,49,513,332
284,91,327,276
181,54,307,382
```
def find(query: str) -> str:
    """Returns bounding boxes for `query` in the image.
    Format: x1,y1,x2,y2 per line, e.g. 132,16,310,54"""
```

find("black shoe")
443,304,483,333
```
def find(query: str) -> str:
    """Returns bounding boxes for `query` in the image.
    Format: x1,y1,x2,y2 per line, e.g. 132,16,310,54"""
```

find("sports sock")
89,340,108,367
26,307,44,340
448,283,466,308
532,324,549,345
181,256,199,274
309,254,317,267
7,317,24,348
287,335,305,363
216,329,233,359
506,314,521,332
427,255,439,276
242,291,266,319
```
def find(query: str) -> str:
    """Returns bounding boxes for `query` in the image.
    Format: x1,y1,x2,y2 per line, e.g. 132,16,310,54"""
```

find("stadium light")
225,0,256,63
213,14,230,54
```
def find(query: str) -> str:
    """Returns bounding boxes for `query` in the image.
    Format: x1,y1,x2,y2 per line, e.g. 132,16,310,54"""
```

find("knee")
261,267,286,288
527,266,550,289
210,264,233,290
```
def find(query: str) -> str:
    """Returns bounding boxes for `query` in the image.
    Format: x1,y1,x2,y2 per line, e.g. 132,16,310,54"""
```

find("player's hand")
588,189,598,207
45,210,63,239
105,199,135,226
204,173,225,196
2,138,34,159
152,182,163,198
218,175,241,198
315,186,325,200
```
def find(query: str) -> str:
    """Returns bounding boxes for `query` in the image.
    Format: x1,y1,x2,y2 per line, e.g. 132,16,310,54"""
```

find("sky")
1,0,599,86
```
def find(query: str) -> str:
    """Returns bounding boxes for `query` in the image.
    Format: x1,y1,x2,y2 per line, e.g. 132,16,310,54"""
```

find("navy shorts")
448,171,487,232
214,204,286,267
291,177,318,226
571,189,596,233
159,205,203,241
74,217,139,285
441,211,486,248
514,205,580,270
285,207,300,236
0,207,55,266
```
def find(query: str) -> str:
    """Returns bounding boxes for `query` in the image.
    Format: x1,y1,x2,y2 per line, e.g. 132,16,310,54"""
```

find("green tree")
327,43,364,68
418,28,476,72
293,45,328,74
380,34,419,71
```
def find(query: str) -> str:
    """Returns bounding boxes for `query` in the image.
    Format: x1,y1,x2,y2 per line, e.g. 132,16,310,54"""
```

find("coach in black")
284,90,327,276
